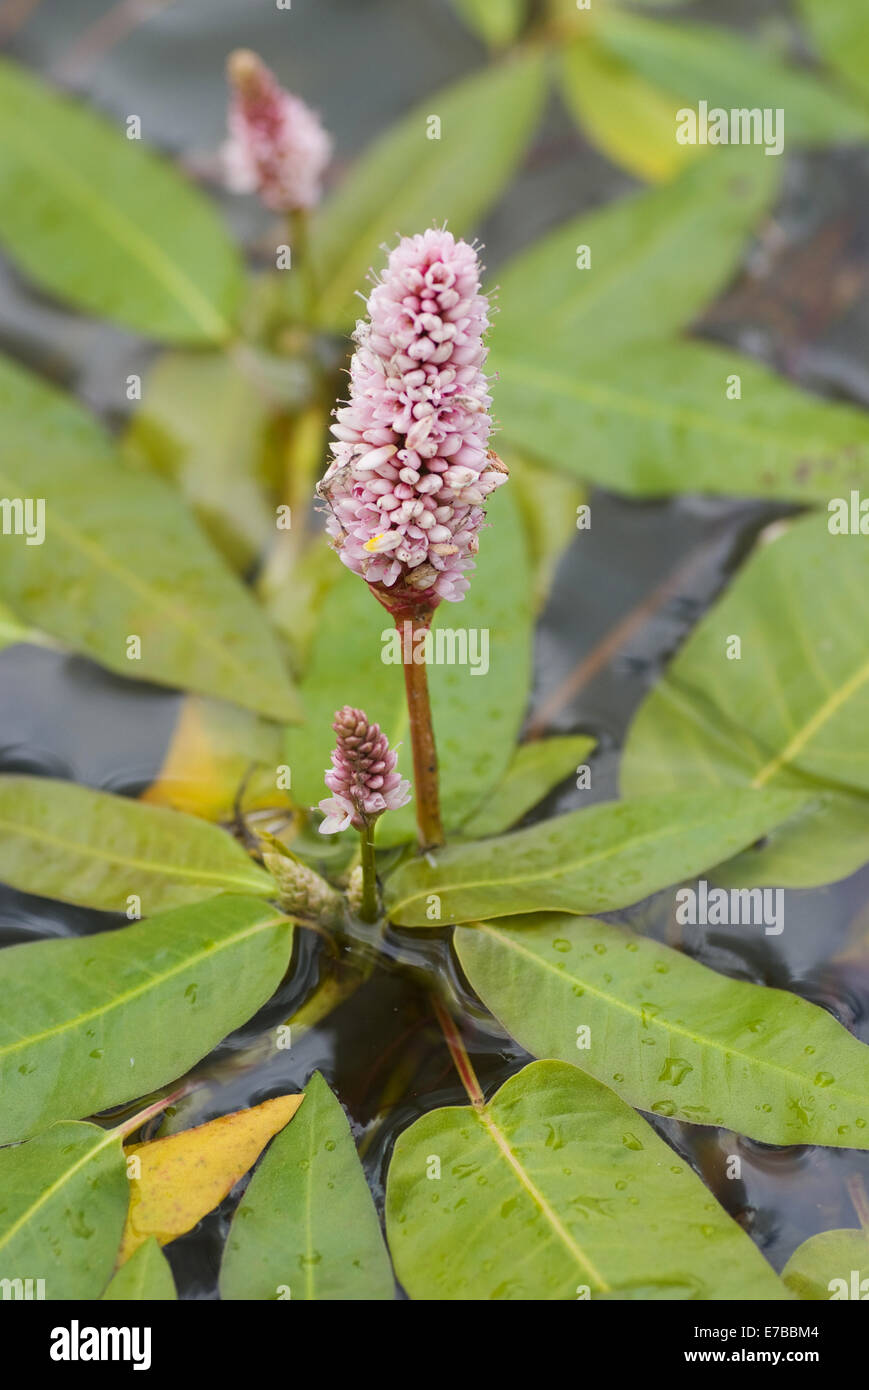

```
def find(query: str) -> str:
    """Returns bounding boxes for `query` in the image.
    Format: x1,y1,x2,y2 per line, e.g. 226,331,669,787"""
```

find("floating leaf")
120,1093,303,1262
493,152,779,369
0,599,52,652
0,775,273,912
102,1238,176,1301
0,357,298,721
0,895,292,1144
460,735,596,838
782,1229,869,1300
559,38,696,182
309,54,545,331
622,513,869,885
456,914,869,1148
0,59,242,341
220,1072,394,1301
597,11,869,143
0,1121,127,1300
506,448,585,610
123,350,278,573
449,0,527,48
286,485,533,843
491,155,780,473
497,338,869,498
141,695,285,822
797,0,869,106
385,1060,785,1299
385,787,807,924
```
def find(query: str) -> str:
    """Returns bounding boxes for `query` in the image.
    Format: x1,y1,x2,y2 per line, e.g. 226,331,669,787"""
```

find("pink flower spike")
317,706,411,834
222,49,332,213
317,229,508,612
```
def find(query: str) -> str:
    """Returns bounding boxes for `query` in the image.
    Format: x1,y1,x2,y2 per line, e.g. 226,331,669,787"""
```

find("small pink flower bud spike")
317,231,507,852
318,707,411,920
222,49,331,213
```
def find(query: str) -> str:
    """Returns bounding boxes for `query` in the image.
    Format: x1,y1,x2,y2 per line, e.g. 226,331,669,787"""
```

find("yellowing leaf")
141,695,284,822
119,1093,303,1262
559,38,698,183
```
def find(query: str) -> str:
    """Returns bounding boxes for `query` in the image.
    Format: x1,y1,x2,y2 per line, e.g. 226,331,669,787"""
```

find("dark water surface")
2,0,869,1299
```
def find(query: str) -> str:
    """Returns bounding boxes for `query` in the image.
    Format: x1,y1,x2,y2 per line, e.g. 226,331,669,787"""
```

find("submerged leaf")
386,1060,785,1299
0,1121,127,1300
385,787,808,924
120,1094,304,1262
0,357,298,721
102,1238,176,1301
0,58,242,341
0,895,292,1144
220,1072,394,1300
456,914,869,1148
622,513,869,885
0,775,273,912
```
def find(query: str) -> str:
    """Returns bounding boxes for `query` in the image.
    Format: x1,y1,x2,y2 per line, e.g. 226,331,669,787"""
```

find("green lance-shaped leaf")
308,53,545,331
797,0,869,107
286,485,533,844
460,734,596,838
384,787,808,925
506,448,585,611
0,775,273,912
448,0,527,49
558,38,698,183
102,1238,176,1301
0,1121,128,1300
385,1060,785,1300
0,59,242,342
0,895,292,1144
455,914,869,1149
496,338,869,499
220,1072,394,1301
782,1230,869,1300
622,512,869,886
596,11,869,144
492,150,780,373
123,350,281,575
0,356,298,721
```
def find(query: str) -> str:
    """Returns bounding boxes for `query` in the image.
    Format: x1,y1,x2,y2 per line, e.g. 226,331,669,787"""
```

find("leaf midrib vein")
475,1103,611,1291
477,923,869,1111
0,1127,120,1256
0,809,270,894
0,912,288,1061
0,112,228,338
